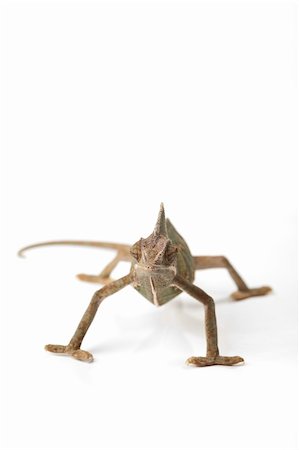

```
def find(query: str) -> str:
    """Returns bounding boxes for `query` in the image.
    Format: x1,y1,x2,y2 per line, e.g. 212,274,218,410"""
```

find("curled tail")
18,240,131,258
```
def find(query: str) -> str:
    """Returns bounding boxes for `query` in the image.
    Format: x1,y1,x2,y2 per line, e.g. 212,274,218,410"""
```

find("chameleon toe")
232,286,272,300
45,344,67,354
71,349,94,362
186,356,216,367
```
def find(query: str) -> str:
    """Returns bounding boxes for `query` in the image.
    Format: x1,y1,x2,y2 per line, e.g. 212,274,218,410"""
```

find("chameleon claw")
45,344,93,362
231,286,272,301
186,355,244,367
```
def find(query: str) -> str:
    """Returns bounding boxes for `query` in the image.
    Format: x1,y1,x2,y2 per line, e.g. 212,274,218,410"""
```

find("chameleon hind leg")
77,250,130,285
45,273,133,362
173,275,244,367
193,255,271,300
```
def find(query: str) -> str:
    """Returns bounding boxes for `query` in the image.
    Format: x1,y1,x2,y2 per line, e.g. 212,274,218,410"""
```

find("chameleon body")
19,204,272,367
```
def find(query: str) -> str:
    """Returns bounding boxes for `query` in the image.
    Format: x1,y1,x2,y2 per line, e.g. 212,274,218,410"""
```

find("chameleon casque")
18,204,271,367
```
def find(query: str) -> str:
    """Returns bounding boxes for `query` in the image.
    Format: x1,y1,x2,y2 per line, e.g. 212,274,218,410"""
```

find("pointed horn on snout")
154,203,167,236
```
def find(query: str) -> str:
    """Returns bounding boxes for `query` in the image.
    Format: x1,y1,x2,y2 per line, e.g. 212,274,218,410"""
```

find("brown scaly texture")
19,204,272,366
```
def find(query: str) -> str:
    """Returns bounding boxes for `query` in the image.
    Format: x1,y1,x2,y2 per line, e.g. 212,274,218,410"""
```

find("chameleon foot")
45,344,93,362
76,273,113,285
231,286,272,301
186,355,244,367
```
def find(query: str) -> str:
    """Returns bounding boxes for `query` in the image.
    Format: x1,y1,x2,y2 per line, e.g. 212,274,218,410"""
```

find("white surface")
1,1,297,450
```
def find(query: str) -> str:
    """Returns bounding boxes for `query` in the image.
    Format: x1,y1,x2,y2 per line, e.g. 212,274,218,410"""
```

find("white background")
1,1,298,449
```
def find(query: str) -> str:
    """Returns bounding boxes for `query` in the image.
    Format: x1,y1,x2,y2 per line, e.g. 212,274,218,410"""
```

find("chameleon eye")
130,239,142,262
165,244,178,264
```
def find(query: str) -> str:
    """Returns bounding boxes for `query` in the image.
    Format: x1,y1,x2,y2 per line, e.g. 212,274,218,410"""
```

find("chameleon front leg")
173,274,244,367
193,255,271,300
77,250,131,285
45,272,133,362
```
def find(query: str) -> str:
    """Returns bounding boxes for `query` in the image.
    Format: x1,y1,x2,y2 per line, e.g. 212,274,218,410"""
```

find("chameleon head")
130,203,178,288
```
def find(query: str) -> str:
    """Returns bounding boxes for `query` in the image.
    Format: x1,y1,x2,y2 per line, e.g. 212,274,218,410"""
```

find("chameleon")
18,204,272,367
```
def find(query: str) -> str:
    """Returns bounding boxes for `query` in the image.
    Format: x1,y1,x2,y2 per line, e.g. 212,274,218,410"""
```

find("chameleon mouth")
134,264,176,275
